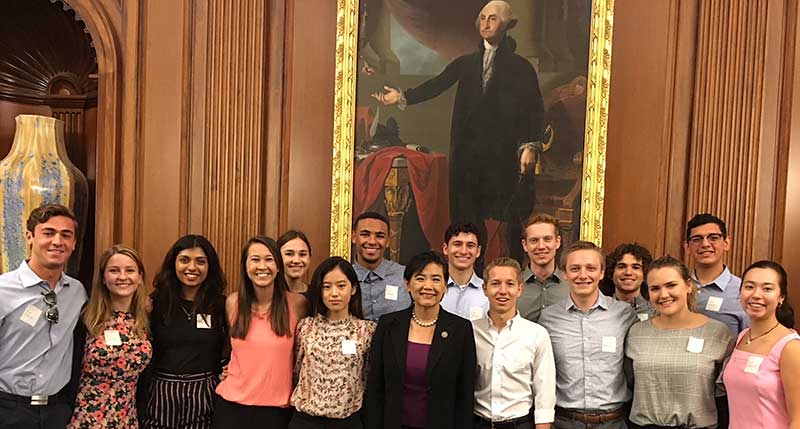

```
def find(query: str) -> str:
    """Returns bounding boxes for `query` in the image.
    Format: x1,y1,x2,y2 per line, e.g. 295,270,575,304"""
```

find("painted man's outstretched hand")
372,86,401,106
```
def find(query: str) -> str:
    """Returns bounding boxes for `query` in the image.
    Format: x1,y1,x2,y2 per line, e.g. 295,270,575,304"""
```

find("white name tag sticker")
744,356,764,374
342,339,357,355
196,314,212,329
602,336,617,353
705,296,723,312
469,307,484,320
637,313,649,321
20,304,42,327
104,330,122,346
687,336,705,353
384,285,399,301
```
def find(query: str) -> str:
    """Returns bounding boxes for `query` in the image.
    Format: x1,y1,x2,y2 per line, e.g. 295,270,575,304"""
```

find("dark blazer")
364,306,477,429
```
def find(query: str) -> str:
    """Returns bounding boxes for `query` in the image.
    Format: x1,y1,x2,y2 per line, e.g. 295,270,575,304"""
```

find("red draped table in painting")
353,147,449,261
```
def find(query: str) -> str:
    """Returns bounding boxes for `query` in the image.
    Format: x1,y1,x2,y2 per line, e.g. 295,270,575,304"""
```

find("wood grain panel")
687,0,788,274
201,0,268,290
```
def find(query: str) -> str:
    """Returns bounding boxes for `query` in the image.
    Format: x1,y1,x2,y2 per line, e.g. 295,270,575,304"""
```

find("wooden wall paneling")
201,0,268,290
284,0,337,267
686,0,788,274
265,0,288,238
604,0,694,256
782,0,800,329
138,0,187,278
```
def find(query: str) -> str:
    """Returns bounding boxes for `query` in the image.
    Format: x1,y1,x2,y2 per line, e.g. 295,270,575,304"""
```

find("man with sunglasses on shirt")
684,213,749,337
0,204,86,428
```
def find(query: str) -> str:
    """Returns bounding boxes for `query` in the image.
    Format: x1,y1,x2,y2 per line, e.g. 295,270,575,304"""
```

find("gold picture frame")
330,0,614,257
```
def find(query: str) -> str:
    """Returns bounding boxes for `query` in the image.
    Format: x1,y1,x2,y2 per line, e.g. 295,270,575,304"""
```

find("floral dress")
69,311,152,429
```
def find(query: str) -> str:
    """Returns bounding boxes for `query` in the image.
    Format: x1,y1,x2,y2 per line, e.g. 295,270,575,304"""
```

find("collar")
523,266,562,284
485,311,522,330
483,39,498,52
691,266,732,291
447,271,483,289
355,258,394,281
18,260,68,289
566,292,610,312
612,292,648,309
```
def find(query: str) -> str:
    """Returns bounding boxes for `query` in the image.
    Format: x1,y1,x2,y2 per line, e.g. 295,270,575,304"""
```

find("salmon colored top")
215,297,297,406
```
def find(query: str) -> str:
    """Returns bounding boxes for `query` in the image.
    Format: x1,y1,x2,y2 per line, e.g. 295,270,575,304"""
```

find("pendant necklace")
179,302,194,321
746,321,780,345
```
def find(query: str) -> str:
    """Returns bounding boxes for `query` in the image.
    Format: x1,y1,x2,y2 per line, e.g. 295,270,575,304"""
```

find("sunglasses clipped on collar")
41,290,59,324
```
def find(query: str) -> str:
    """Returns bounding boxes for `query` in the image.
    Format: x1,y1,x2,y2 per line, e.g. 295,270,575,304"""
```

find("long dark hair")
152,234,226,326
231,236,292,338
742,260,795,329
308,257,364,319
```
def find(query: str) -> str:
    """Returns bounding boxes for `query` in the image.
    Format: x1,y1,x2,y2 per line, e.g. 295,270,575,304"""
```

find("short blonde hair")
483,257,522,281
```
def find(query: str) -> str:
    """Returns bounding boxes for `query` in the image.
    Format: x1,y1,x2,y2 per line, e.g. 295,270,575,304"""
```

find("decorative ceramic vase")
0,114,88,275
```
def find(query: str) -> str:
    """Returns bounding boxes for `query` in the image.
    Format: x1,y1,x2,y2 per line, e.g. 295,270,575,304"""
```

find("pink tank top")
723,329,800,429
215,298,297,406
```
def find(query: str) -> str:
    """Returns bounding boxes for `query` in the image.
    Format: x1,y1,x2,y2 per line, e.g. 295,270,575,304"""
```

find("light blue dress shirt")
354,259,411,321
691,266,749,337
538,293,638,412
441,271,488,320
0,261,86,395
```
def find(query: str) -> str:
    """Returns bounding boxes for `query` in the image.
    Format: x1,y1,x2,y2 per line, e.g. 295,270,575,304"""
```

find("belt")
555,406,625,424
0,390,68,406
475,414,531,429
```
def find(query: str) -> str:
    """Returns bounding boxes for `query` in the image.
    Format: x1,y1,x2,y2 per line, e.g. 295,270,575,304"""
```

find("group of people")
0,204,797,429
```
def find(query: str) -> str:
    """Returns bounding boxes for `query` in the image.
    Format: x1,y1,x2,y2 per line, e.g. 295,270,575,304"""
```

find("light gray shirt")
0,261,86,395
538,293,638,412
625,319,734,428
614,293,657,321
441,272,488,321
517,267,570,323
354,259,410,321
691,266,749,337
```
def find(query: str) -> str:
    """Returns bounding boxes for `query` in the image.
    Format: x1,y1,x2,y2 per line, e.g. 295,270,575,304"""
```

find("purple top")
401,341,431,428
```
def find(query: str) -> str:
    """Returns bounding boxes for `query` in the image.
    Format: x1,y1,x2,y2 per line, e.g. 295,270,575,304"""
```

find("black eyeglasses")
41,291,59,324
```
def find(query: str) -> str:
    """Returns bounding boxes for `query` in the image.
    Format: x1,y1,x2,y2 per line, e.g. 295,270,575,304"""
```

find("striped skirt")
139,371,219,429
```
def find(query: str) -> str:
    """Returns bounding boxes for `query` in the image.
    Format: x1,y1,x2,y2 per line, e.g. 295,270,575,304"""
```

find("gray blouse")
625,318,734,428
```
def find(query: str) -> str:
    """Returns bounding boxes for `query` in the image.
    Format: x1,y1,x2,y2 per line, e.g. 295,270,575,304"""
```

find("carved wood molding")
0,0,98,105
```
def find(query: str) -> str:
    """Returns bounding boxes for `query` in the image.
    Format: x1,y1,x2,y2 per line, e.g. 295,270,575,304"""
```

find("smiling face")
647,266,693,317
613,253,645,295
443,232,481,272
740,267,784,322
280,238,311,281
246,242,279,289
26,215,77,271
321,267,355,315
104,253,143,300
564,249,604,300
175,247,209,288
352,218,389,268
522,222,561,271
684,222,729,269
484,265,523,315
406,262,446,308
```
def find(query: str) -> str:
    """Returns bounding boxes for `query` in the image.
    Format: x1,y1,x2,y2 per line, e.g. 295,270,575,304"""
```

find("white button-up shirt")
473,312,556,423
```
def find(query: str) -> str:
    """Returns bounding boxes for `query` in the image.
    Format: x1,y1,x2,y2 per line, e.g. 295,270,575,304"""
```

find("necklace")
179,303,194,321
411,309,438,327
746,321,781,344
